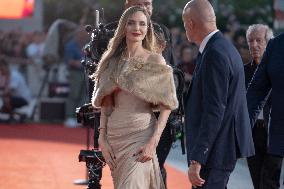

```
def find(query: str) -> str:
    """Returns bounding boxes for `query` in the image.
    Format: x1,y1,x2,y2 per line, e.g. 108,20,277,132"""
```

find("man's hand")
188,161,205,188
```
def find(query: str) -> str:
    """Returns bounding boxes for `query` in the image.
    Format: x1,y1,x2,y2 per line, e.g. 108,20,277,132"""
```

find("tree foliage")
43,0,124,29
216,0,273,28
43,0,273,30
43,0,86,29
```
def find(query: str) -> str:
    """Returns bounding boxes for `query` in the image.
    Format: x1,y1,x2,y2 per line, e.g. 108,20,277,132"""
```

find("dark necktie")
185,52,202,100
191,52,202,77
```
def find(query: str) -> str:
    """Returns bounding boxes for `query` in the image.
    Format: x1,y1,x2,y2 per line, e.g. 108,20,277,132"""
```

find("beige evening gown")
106,89,165,189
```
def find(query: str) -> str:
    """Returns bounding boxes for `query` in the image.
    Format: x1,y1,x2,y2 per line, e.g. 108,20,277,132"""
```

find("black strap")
172,67,186,154
173,67,185,115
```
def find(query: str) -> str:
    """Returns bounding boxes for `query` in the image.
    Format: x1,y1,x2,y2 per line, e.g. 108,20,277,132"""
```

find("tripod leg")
30,67,51,120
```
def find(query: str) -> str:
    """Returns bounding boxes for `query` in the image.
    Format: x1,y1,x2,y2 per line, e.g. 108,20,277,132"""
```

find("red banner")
0,0,34,19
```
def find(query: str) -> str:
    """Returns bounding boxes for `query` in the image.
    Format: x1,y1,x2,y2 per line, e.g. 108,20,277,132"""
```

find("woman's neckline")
121,55,145,63
120,48,154,62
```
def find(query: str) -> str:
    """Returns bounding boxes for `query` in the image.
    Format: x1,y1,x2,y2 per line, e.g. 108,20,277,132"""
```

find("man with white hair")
247,24,284,188
244,24,275,189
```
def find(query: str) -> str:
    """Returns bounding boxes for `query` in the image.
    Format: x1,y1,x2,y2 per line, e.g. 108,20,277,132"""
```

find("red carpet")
0,124,191,189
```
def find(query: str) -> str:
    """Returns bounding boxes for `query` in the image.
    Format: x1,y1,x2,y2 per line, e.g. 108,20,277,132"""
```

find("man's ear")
188,19,194,30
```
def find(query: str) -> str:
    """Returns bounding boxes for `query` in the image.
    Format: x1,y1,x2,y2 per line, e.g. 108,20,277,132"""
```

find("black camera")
168,113,185,154
80,23,115,76
84,24,115,63
76,103,96,126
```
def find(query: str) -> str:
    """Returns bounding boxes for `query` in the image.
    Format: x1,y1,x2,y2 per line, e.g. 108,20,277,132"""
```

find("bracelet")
98,127,106,131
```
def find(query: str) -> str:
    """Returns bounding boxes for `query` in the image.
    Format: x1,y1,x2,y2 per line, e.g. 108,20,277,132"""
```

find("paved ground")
166,142,284,189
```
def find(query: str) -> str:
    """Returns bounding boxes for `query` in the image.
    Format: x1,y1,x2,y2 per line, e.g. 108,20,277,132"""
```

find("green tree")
214,0,273,31
43,0,273,30
44,0,87,29
43,0,125,28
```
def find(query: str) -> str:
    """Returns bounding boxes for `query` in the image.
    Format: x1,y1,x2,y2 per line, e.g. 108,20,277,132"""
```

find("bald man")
182,0,255,188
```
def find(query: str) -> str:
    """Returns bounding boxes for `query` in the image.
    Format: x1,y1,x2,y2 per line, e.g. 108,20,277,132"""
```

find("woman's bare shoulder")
145,53,166,65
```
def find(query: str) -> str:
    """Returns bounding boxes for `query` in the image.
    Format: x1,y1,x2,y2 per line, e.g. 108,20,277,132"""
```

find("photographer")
0,56,32,122
64,27,89,128
93,0,182,187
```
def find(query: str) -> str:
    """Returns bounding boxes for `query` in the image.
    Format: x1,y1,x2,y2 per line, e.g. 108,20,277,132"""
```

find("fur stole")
91,57,178,110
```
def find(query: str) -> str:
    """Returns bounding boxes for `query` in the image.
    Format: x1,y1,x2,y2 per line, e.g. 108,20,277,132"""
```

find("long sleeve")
190,50,229,165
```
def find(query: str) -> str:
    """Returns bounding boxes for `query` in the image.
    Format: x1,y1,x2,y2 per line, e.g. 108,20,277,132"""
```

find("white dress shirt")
199,30,219,53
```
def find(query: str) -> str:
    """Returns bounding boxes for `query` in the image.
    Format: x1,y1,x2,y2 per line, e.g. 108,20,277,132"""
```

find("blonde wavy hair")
93,6,158,81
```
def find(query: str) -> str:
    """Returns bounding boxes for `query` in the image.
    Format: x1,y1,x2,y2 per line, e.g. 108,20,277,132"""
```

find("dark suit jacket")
244,61,271,128
247,33,284,157
185,32,255,170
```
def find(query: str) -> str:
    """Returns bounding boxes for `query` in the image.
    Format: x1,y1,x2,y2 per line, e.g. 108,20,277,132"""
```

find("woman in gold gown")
92,6,178,189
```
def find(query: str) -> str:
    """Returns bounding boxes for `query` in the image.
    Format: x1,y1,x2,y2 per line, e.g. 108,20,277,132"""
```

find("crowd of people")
0,30,45,122
0,7,252,122
0,0,283,188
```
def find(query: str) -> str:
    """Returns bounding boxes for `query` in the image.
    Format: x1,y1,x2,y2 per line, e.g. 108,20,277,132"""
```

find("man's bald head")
183,0,216,24
182,0,217,45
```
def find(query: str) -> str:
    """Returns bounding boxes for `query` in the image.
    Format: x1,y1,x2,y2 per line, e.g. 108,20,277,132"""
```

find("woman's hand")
99,136,116,170
134,105,171,163
134,137,157,163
